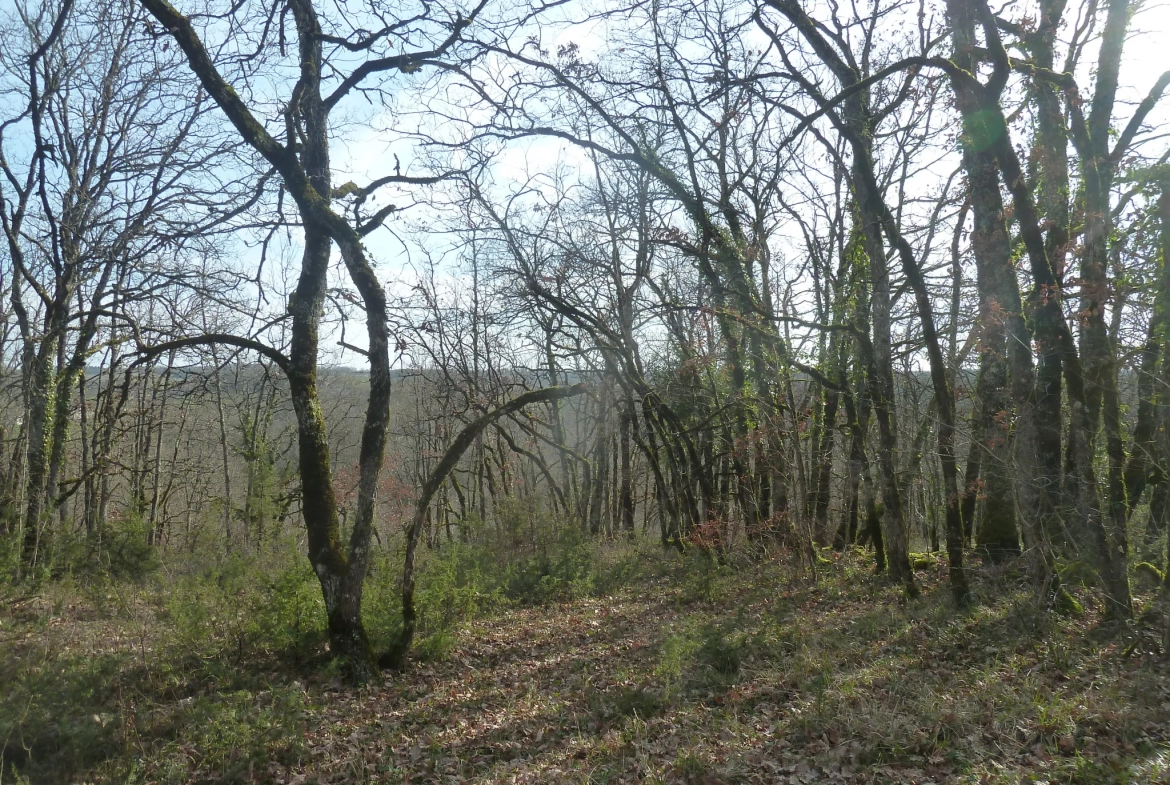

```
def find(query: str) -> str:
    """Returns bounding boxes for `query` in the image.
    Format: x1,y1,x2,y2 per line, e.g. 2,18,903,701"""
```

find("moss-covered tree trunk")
20,342,57,572
1030,0,1073,542
966,167,1021,561
946,0,1020,563
1160,178,1170,611
1134,176,1170,646
943,0,1129,615
1066,0,1134,616
140,0,436,678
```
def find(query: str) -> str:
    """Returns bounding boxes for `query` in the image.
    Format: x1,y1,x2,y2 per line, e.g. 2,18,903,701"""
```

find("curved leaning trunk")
387,384,587,670
331,213,393,684
856,191,916,594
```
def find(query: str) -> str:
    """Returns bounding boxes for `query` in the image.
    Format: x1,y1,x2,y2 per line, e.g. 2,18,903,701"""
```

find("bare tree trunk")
619,402,635,538
146,354,174,546
211,347,233,548
21,342,58,572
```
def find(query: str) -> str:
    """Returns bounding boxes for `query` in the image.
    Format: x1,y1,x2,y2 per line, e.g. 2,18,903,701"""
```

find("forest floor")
3,548,1170,784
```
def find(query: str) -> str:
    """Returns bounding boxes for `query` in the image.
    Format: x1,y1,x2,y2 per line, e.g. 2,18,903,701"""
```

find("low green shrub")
162,550,326,667
587,683,668,723
91,522,159,582
2,515,161,589
149,685,309,782
501,526,598,603
0,530,19,584
362,542,500,652
671,548,735,604
0,650,128,783
364,521,651,653
656,632,696,687
415,629,458,662
695,622,746,676
654,617,749,698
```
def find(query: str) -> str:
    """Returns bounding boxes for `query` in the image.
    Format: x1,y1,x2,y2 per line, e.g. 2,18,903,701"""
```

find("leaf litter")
4,554,1170,784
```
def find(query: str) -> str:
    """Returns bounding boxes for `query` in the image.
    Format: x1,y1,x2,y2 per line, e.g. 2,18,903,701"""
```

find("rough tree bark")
139,0,479,677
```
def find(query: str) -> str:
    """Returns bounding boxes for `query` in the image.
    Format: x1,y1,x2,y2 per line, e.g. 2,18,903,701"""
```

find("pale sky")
319,0,1170,367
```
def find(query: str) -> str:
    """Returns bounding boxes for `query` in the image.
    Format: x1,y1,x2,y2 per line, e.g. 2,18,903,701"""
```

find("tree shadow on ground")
4,554,1169,784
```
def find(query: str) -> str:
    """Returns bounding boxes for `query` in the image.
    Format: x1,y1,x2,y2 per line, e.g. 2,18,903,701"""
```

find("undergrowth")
0,524,648,782
3,538,1169,784
364,522,648,657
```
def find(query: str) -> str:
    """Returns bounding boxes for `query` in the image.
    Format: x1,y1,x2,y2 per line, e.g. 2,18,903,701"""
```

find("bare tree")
137,0,487,676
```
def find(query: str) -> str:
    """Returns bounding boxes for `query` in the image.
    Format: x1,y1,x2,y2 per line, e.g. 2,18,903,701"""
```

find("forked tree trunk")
142,0,410,678
946,4,1021,564
948,0,1130,615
